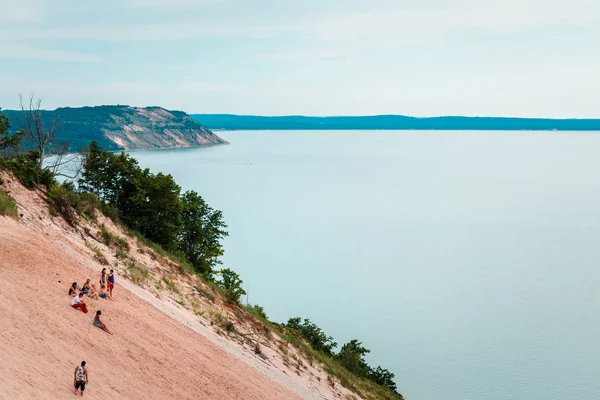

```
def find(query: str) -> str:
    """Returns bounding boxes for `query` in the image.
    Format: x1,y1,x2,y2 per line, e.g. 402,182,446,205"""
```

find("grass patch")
101,226,130,250
127,228,194,274
100,226,113,245
0,190,17,218
206,279,229,300
243,304,269,324
161,276,180,294
85,241,109,265
194,285,216,303
126,261,151,285
113,236,130,250
209,310,235,333
189,298,204,316
259,323,403,400
115,249,127,260
47,184,100,226
253,341,263,356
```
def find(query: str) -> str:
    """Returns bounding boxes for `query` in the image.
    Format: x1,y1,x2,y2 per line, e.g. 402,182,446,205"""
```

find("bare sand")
0,172,361,400
0,218,300,400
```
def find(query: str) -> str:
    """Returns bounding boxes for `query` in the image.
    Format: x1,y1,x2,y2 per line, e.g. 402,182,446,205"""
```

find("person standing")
107,269,115,297
71,293,88,314
73,361,88,396
99,268,107,286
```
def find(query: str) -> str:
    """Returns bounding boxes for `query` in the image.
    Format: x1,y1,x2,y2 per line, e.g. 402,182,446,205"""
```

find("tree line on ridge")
0,103,402,397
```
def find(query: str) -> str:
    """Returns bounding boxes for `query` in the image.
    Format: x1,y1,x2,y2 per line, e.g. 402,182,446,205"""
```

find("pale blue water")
130,130,600,400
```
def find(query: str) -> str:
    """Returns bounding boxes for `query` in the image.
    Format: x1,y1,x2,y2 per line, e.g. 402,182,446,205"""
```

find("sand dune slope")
0,219,299,400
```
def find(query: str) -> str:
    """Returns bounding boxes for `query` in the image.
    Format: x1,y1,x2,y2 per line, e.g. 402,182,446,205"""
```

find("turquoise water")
131,130,600,400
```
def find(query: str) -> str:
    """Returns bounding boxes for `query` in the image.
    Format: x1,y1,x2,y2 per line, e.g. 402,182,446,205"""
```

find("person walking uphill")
107,269,115,297
71,293,88,314
73,361,88,396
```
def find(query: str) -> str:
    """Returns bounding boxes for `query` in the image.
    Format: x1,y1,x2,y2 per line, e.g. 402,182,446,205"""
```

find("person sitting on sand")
81,279,91,296
107,269,115,297
69,282,78,297
71,293,88,314
88,284,99,300
93,310,112,334
98,284,112,300
73,360,88,396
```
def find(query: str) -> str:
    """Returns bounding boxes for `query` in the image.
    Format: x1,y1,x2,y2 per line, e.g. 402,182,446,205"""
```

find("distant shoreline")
192,114,600,132
210,128,600,132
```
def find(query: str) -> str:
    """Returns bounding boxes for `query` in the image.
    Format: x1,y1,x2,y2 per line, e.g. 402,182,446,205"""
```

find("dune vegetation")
0,106,403,400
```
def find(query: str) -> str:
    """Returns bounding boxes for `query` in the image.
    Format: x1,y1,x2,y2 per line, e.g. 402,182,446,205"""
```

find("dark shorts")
74,381,86,391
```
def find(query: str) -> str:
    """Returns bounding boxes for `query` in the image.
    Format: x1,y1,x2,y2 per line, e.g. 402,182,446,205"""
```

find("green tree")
217,268,246,303
368,366,398,393
337,339,371,377
80,142,230,275
135,172,183,250
80,142,183,250
79,141,112,198
285,318,337,355
0,108,23,157
179,190,228,276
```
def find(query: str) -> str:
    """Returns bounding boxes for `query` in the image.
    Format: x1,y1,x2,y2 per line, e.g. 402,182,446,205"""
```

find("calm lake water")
131,130,600,400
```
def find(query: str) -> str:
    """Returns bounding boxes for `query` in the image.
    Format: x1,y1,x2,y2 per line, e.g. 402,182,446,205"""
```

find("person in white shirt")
71,293,88,314
73,361,88,396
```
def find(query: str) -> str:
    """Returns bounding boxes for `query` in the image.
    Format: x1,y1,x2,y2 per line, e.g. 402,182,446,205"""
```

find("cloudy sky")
1,0,599,117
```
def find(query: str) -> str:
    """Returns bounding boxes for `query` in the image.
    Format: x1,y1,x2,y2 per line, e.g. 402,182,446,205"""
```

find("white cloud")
123,0,227,10
1,0,599,117
2,23,284,42
0,0,47,23
295,0,600,41
4,0,599,47
0,43,101,62
263,0,600,60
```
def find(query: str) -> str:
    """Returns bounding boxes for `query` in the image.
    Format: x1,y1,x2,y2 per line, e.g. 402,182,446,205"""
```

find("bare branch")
17,93,63,169
46,142,84,180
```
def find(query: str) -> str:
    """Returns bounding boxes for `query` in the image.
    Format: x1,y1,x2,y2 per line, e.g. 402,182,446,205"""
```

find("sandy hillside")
0,172,362,400
0,217,300,400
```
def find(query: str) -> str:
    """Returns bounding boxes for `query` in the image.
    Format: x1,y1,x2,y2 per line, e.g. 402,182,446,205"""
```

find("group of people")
69,268,115,304
69,268,116,396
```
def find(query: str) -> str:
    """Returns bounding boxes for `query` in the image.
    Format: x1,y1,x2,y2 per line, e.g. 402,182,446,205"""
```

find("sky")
1,0,599,117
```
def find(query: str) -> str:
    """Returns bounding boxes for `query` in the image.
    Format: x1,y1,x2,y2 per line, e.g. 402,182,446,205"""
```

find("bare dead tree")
48,142,84,179
18,93,62,168
18,93,82,179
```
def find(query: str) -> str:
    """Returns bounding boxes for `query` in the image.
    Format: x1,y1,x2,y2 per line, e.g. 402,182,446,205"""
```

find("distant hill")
191,114,600,131
3,106,228,151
